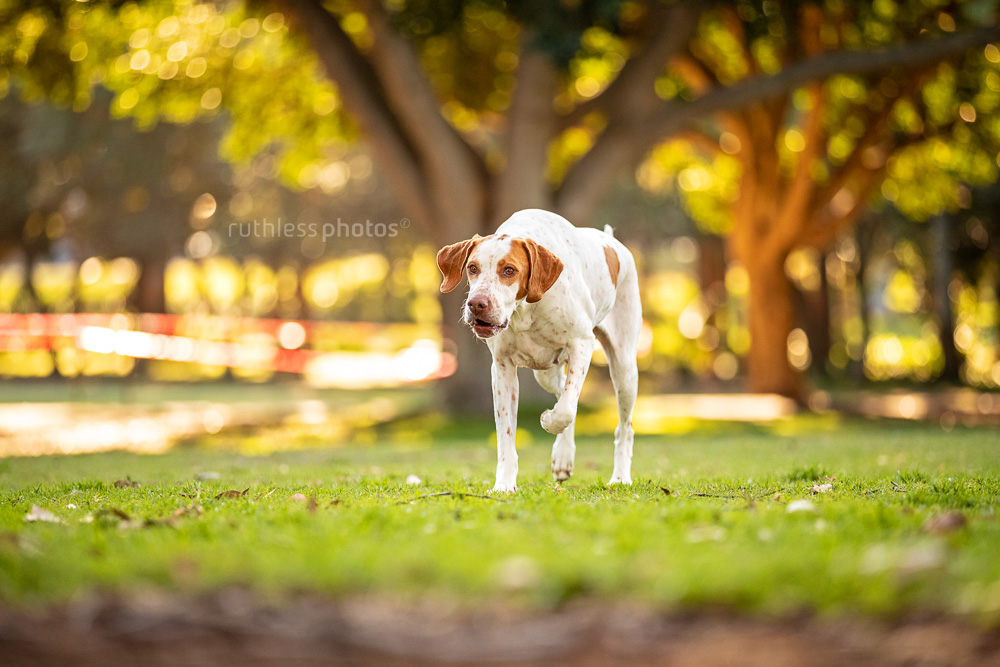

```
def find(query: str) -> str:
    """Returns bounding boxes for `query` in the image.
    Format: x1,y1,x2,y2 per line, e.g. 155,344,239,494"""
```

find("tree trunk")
128,256,166,314
494,45,557,221
744,249,806,402
930,213,961,382
800,252,831,377
849,222,872,381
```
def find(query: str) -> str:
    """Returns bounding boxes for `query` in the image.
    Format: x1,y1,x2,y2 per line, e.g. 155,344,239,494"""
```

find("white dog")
437,209,642,493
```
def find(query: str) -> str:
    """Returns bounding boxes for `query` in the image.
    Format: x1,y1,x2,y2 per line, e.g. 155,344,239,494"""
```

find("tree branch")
557,22,998,222
798,164,886,250
810,86,908,212
353,0,487,228
279,0,432,227
764,84,826,258
640,24,1000,139
558,2,702,129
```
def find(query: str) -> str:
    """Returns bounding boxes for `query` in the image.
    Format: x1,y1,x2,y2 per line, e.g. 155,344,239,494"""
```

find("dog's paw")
491,480,518,494
551,449,574,482
541,408,573,435
608,472,632,486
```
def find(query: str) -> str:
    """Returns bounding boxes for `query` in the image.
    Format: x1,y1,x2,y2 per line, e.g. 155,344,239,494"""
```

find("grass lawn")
1,416,999,624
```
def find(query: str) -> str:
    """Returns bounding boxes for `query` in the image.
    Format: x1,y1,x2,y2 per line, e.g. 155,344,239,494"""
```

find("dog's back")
496,209,636,328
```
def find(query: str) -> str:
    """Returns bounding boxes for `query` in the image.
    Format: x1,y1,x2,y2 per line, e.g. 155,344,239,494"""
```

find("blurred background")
1,0,999,456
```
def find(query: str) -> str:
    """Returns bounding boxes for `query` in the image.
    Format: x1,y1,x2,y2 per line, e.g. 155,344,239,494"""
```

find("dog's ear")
436,235,482,293
519,239,564,303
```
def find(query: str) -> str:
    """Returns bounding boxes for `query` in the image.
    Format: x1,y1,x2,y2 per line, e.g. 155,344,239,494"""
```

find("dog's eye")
504,267,516,276
468,264,479,275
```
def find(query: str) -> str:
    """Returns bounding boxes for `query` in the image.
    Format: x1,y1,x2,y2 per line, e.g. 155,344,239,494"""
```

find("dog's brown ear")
519,239,564,303
436,235,482,293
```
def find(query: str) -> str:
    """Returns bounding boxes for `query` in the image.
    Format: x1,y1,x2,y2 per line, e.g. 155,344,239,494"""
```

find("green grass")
1,418,999,623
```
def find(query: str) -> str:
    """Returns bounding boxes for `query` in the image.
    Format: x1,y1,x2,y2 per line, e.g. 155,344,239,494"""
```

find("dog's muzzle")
465,295,508,338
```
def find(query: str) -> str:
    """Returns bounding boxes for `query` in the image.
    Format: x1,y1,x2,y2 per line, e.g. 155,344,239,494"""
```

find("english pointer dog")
437,209,641,493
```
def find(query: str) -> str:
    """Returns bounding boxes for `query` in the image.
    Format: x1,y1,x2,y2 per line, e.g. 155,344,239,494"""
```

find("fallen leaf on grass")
214,488,249,500
113,477,139,488
24,506,60,523
786,499,816,514
290,493,307,502
811,483,833,494
172,505,203,518
660,487,671,497
307,497,318,513
96,507,132,522
923,511,967,535
135,505,205,529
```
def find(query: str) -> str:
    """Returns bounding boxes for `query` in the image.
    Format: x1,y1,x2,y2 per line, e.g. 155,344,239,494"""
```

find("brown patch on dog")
497,240,532,300
437,234,490,293
515,239,564,303
603,246,620,288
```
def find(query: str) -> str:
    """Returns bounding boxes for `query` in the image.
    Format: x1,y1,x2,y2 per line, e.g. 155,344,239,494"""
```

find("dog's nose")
467,295,489,315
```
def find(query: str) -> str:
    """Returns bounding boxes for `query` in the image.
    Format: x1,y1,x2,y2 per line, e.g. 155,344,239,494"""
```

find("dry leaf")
214,488,249,500
113,478,139,488
307,497,319,513
811,483,833,494
172,505,203,518
660,487,671,496
97,507,132,521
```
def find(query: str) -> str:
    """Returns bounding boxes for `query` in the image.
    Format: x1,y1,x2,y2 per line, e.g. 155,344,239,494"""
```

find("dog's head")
437,234,563,339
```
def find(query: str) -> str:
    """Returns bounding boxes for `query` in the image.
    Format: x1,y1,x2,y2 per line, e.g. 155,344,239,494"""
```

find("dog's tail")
603,224,615,237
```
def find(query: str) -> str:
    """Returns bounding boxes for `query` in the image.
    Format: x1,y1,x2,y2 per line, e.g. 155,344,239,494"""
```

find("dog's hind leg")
534,365,575,482
595,270,641,486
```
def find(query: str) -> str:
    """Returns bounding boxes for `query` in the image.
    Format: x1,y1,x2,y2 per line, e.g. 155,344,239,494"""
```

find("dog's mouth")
471,317,508,338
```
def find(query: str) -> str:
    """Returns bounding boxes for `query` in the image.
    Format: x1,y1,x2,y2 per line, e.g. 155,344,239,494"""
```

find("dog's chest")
491,320,570,370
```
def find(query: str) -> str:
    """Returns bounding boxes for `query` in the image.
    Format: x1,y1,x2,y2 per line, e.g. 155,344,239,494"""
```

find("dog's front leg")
491,359,519,493
540,338,592,436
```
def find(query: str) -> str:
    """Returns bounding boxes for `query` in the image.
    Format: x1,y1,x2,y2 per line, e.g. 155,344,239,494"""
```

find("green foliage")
639,141,741,235
1,0,351,192
1,421,999,621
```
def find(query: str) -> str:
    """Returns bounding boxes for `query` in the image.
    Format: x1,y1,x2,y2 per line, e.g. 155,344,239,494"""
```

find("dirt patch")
1,592,997,666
